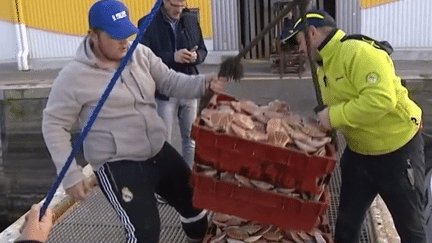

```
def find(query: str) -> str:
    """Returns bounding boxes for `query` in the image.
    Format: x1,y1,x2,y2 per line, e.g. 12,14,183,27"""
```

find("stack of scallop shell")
203,212,331,243
200,99,332,156
196,164,323,202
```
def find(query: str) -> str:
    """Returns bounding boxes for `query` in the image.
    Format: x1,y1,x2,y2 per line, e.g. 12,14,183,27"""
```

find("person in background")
280,10,294,40
285,9,426,243
138,0,207,169
42,0,227,242
16,204,53,243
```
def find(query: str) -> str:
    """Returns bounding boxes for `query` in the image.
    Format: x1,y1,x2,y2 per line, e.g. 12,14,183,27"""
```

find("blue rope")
40,0,163,220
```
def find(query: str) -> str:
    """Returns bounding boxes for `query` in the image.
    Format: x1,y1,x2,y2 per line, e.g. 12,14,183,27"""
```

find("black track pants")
95,142,207,243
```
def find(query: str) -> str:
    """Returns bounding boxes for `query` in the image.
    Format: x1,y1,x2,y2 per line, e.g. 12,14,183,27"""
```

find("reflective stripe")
97,166,138,243
179,209,207,224
306,13,325,19
293,13,325,29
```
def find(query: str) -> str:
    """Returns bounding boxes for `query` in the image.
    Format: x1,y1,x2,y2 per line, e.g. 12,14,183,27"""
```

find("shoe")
154,193,168,204
186,236,203,243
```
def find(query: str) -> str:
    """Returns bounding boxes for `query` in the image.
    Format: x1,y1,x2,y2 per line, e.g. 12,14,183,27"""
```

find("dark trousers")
94,142,207,243
335,132,426,243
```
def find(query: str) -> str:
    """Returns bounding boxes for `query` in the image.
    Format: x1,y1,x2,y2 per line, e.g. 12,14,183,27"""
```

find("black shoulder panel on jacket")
340,34,394,55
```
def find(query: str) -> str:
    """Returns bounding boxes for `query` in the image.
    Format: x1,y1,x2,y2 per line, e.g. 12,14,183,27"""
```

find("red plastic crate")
192,93,337,194
191,170,330,232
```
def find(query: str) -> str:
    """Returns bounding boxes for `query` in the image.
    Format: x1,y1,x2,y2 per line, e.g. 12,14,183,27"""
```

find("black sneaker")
154,193,168,204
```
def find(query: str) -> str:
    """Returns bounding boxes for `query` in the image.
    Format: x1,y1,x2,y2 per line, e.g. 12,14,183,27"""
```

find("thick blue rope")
40,0,163,220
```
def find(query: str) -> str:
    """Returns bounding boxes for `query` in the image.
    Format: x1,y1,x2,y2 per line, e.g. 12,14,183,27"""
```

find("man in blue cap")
42,1,227,242
285,9,427,243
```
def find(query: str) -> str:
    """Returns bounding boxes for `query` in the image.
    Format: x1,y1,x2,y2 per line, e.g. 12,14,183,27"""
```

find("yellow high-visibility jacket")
317,30,422,155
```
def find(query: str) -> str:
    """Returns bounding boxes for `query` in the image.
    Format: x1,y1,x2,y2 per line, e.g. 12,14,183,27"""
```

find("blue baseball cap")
88,0,139,40
283,10,336,45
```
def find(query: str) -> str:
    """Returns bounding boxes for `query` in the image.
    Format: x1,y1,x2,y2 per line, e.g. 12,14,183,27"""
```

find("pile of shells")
203,212,332,243
200,99,332,156
196,164,324,202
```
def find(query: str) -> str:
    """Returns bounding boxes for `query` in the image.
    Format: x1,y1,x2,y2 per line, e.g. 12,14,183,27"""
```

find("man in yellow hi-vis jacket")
285,10,426,243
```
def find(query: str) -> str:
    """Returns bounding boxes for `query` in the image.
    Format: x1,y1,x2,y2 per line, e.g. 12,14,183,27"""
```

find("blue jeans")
156,97,197,168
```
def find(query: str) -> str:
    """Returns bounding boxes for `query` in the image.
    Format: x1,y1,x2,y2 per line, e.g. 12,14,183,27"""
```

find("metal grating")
46,187,189,243
46,188,126,243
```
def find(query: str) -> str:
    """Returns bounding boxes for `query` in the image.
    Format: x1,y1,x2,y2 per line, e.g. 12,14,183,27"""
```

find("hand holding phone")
190,45,198,52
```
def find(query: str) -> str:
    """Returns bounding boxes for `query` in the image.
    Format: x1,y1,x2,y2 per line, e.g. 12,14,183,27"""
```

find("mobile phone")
191,45,198,52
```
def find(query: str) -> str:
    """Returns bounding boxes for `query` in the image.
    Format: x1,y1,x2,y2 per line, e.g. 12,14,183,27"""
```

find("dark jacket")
138,6,207,100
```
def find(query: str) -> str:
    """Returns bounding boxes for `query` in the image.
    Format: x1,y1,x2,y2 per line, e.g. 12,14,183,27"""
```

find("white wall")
27,28,82,59
0,21,19,61
361,0,432,49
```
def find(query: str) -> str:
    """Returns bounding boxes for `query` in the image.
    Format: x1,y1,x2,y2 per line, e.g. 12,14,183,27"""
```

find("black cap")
282,10,336,45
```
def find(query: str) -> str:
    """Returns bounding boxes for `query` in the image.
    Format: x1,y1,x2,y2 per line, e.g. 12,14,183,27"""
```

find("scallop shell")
210,232,227,243
201,108,214,120
201,117,214,128
300,117,327,138
234,174,254,188
312,229,327,243
268,100,290,114
203,169,218,177
263,228,284,241
288,231,304,243
298,231,313,241
212,213,232,223
252,109,270,124
314,146,327,157
196,163,214,171
275,187,296,193
266,118,283,133
246,129,268,142
267,130,291,147
253,239,268,243
240,224,262,235
226,216,247,226
230,123,247,139
230,101,242,113
226,226,248,240
283,114,302,127
233,113,255,130
239,100,260,114
250,180,274,191
294,139,318,153
218,104,235,113
288,128,311,142
281,239,296,243
256,224,274,236
220,172,235,181
226,239,244,243
211,110,234,129
244,235,263,243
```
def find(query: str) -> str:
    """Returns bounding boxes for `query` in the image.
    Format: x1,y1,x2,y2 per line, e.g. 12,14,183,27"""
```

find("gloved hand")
315,106,331,131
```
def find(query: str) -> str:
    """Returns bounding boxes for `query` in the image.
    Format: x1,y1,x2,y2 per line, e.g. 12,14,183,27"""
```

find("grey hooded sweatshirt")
42,37,211,189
